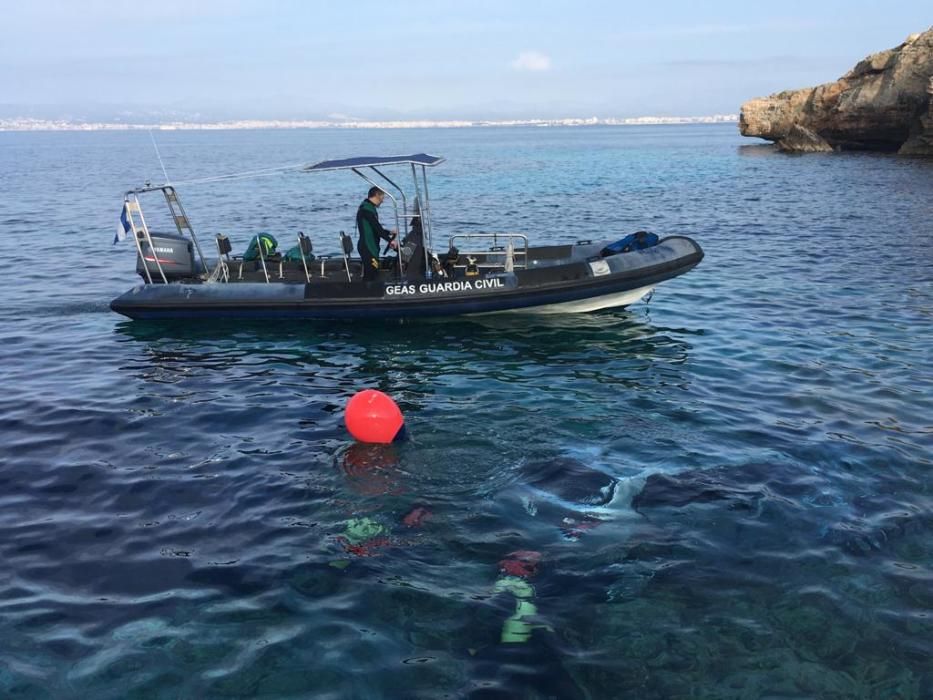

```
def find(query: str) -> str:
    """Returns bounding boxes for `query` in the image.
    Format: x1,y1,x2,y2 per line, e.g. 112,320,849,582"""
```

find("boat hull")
110,236,702,321
495,284,656,315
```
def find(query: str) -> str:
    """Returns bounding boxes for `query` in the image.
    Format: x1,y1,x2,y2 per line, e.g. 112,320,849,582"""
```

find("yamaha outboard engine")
136,232,196,282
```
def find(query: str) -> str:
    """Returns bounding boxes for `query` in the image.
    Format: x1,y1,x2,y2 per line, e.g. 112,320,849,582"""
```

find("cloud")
511,51,551,72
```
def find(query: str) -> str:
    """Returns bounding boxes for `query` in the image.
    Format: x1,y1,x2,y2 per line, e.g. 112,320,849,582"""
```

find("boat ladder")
162,186,207,270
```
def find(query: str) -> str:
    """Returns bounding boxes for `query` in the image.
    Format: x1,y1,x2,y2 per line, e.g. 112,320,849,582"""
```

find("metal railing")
447,233,529,270
124,185,208,285
124,195,168,284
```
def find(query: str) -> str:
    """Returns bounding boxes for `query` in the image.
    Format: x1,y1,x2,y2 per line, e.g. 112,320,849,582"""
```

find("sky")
1,0,930,122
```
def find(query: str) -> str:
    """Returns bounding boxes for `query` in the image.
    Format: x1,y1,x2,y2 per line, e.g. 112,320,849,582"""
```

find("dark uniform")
356,199,395,281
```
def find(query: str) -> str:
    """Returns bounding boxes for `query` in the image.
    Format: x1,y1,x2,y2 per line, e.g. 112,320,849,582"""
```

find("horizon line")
0,114,740,132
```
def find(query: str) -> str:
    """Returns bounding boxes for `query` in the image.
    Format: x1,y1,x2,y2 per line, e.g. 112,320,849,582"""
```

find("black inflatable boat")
110,154,703,321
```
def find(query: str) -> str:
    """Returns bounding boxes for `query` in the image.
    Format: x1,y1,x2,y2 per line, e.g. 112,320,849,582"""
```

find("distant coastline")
0,115,738,132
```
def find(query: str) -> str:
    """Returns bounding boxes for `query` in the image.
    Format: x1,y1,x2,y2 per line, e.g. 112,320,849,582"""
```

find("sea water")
0,125,931,698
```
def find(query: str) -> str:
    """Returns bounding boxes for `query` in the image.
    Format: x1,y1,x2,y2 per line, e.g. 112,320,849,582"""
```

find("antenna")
148,129,171,184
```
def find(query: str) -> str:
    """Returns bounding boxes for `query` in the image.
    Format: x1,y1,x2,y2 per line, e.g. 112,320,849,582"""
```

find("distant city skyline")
0,114,740,132
1,1,930,123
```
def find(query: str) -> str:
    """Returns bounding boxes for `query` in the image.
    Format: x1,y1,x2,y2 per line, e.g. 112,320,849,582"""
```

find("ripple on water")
0,127,931,697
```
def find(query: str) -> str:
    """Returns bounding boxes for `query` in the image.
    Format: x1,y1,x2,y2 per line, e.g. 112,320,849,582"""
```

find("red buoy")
345,390,405,444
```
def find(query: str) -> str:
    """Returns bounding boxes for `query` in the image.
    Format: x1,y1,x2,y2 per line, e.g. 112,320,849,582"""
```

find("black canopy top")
304,153,445,172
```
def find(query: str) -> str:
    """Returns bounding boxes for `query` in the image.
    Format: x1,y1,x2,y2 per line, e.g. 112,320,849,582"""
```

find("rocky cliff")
740,28,933,155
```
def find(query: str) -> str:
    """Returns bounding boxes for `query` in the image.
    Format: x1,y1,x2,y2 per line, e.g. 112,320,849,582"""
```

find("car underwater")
110,153,703,320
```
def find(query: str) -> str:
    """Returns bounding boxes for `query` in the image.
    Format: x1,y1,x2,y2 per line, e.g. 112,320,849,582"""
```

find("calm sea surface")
0,125,931,698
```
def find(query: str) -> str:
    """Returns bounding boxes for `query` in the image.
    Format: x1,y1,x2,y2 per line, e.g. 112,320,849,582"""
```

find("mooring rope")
170,162,309,186
149,130,172,184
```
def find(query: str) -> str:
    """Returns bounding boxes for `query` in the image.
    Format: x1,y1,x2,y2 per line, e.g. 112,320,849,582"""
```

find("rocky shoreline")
740,28,933,155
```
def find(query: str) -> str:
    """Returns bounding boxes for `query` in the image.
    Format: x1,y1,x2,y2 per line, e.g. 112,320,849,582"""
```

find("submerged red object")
345,389,405,444
499,550,542,579
402,506,432,528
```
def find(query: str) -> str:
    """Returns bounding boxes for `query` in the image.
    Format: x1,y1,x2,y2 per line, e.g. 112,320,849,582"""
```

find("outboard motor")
136,232,196,282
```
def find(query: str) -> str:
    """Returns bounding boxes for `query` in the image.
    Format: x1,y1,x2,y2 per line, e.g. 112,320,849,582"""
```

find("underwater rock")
565,657,649,698
769,597,858,662
631,465,766,512
740,28,933,154
823,510,931,557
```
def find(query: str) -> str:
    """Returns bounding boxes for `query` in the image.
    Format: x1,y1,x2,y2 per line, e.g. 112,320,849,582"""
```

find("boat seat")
442,246,459,277
339,231,354,281
294,231,313,282
213,233,285,283
211,234,237,282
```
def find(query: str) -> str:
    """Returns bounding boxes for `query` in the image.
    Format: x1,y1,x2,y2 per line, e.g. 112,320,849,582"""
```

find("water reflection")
338,442,406,498
736,142,778,157
112,309,695,390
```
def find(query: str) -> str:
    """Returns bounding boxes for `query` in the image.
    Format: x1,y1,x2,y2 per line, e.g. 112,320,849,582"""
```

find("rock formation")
777,124,833,153
740,27,933,155
899,76,933,154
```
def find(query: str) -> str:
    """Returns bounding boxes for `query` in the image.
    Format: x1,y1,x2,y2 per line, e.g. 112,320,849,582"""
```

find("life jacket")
283,244,312,262
243,233,278,261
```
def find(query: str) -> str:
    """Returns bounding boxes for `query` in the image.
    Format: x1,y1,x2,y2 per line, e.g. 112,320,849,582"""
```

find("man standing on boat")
356,187,397,281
